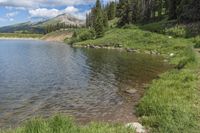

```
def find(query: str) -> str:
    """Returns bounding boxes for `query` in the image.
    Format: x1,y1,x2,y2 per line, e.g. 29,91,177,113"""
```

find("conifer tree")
108,2,116,20
103,11,109,29
94,0,104,37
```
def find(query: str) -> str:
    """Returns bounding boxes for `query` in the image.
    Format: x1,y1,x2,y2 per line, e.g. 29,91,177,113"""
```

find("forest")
85,0,200,37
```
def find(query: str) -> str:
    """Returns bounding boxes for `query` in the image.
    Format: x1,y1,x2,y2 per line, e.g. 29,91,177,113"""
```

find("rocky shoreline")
73,44,162,56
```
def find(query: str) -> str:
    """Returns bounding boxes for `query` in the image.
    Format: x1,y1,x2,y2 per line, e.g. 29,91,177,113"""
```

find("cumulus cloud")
0,0,96,8
29,8,61,18
64,6,78,14
5,6,26,10
29,6,87,19
9,18,14,21
6,11,18,17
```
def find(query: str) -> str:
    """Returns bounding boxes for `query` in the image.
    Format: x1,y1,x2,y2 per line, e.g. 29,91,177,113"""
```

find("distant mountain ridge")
0,13,85,33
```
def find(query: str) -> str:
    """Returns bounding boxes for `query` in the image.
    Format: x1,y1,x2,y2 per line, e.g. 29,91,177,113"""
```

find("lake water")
0,39,170,128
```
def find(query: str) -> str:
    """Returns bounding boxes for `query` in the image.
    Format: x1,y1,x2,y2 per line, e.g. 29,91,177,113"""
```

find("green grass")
71,24,200,132
1,115,134,133
0,33,43,39
193,36,200,48
140,20,200,38
73,26,192,61
139,19,177,34
137,46,200,132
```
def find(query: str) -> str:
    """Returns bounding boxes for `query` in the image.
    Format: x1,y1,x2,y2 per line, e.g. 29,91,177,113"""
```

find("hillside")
0,13,85,33
0,22,43,34
42,30,73,42
35,14,85,27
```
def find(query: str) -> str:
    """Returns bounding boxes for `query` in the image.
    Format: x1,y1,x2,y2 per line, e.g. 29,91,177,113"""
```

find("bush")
69,29,95,44
165,25,187,38
79,29,95,41
193,37,200,48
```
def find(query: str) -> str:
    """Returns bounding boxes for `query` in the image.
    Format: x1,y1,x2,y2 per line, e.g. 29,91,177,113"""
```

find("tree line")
45,23,79,34
86,0,200,37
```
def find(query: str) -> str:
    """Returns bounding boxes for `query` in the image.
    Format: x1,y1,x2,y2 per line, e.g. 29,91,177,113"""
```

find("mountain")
0,13,85,33
35,14,85,27
0,22,42,33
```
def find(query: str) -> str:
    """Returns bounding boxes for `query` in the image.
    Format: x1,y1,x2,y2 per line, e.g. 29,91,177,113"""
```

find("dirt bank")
42,30,73,42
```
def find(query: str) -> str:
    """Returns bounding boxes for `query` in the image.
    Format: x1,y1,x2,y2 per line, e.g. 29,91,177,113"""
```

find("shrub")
193,37,200,48
79,29,95,41
69,29,95,44
165,25,187,38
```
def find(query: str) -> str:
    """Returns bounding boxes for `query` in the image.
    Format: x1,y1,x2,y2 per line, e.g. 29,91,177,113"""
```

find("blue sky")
0,0,113,27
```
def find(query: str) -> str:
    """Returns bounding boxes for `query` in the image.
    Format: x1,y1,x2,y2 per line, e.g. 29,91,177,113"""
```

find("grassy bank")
70,25,200,132
0,33,43,39
1,115,134,133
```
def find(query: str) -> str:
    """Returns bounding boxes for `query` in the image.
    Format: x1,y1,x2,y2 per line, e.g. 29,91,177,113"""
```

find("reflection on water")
0,40,170,128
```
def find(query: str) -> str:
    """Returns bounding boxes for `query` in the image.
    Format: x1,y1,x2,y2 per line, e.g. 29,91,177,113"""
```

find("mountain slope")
0,22,42,33
0,14,85,33
35,14,85,27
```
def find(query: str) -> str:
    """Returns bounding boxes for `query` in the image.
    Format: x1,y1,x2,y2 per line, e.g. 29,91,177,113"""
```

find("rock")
114,43,123,48
126,48,139,53
170,53,175,57
126,122,146,133
168,36,172,39
164,59,168,62
125,89,137,94
150,50,157,55
144,50,151,54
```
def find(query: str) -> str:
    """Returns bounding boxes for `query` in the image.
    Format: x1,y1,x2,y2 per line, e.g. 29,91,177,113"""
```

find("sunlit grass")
1,115,134,133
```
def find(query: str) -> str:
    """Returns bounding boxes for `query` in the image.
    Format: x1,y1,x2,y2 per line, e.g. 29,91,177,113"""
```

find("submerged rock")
124,89,137,94
126,122,146,133
126,48,140,53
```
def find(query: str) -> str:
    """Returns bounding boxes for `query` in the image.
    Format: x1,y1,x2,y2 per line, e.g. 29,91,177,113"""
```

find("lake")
0,39,171,128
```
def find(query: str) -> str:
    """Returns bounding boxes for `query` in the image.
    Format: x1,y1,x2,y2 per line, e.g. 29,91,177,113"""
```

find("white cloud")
64,6,78,14
5,6,26,10
0,0,97,8
9,18,14,21
29,8,61,18
6,11,18,17
28,6,87,19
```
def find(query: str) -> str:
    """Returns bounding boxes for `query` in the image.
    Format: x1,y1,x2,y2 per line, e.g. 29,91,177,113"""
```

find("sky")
0,0,113,27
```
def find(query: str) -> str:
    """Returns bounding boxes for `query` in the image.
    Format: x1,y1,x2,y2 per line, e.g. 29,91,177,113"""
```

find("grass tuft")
1,115,134,133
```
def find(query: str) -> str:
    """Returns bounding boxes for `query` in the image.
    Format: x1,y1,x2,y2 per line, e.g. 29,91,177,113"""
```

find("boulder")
126,122,146,133
124,89,137,94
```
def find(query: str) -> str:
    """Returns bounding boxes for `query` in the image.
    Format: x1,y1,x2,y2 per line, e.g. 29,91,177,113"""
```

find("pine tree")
131,0,138,23
117,0,132,27
180,0,200,22
94,0,104,38
108,2,116,20
103,11,109,29
168,0,177,19
116,0,127,17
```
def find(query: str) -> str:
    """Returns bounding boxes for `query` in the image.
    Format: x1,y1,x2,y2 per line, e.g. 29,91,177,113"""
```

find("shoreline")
0,37,40,40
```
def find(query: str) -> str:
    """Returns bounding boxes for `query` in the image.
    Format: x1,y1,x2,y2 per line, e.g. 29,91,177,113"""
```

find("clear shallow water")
0,40,170,128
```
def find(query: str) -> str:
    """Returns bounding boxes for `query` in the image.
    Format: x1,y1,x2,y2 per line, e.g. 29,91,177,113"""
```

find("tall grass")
1,115,134,133
137,46,200,132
